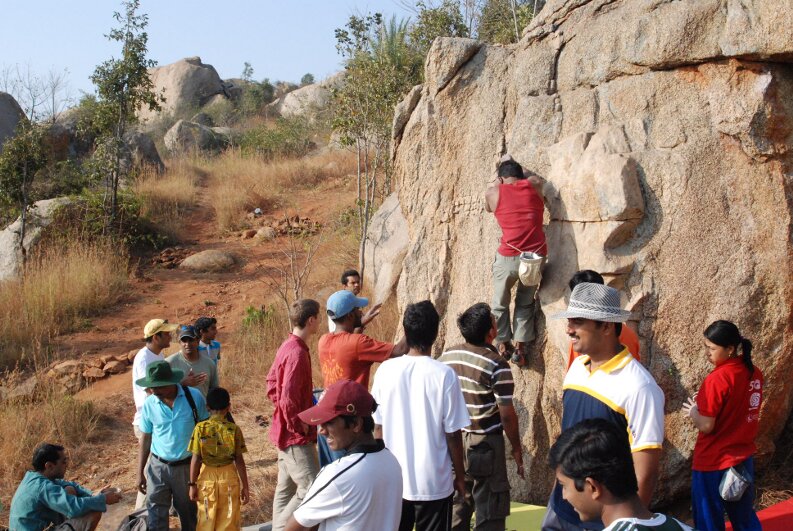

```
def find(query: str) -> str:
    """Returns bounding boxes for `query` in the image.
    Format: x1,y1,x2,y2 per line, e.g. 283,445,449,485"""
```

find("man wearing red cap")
285,380,403,531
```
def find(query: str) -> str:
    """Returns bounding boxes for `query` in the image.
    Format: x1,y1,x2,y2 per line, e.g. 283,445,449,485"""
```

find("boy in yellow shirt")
188,387,249,530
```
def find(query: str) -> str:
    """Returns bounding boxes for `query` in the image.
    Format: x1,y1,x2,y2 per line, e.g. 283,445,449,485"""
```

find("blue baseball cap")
179,325,199,340
326,290,368,320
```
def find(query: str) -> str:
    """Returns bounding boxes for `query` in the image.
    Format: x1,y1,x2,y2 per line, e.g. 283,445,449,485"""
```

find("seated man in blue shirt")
136,360,210,531
10,443,122,531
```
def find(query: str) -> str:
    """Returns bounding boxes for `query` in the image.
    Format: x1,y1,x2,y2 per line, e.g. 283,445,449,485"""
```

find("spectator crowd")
8,159,764,531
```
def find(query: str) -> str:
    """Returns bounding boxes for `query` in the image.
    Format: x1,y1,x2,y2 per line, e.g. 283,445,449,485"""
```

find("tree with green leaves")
478,0,536,43
332,13,422,284
300,73,315,86
89,0,162,232
241,61,254,82
0,120,47,269
410,0,470,56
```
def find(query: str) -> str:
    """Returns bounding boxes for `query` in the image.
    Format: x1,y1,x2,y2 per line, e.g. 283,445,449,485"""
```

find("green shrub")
238,81,275,118
242,305,278,329
238,117,314,159
51,189,169,251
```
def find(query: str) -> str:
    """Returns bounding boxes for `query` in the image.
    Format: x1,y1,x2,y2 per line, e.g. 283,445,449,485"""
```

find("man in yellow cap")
131,319,206,509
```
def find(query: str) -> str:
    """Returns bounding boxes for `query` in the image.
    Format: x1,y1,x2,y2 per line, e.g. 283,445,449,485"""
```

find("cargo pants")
452,432,511,531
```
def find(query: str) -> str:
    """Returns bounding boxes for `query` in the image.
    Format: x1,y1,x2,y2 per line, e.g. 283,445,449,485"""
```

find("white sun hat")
551,282,631,323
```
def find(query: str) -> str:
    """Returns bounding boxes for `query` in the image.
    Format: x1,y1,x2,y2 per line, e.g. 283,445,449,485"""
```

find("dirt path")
54,165,356,529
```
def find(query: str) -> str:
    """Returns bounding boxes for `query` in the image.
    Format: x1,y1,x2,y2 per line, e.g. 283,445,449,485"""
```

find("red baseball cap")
298,380,375,426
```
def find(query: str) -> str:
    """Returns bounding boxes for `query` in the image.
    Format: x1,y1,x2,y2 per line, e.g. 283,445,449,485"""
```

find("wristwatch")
188,482,197,487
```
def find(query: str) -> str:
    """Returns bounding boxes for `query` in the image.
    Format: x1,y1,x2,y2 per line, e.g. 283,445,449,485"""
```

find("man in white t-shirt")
131,319,205,508
372,300,470,531
549,419,691,531
286,379,403,531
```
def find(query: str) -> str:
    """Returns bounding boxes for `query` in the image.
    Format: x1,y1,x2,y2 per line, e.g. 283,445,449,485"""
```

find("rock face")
267,74,342,119
382,1,793,507
180,250,236,272
0,92,24,148
0,197,71,281
164,119,229,153
364,193,409,303
123,130,165,173
139,57,224,123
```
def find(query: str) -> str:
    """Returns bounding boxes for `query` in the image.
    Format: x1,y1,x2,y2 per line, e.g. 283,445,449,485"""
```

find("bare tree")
0,64,72,122
260,226,325,330
44,68,73,123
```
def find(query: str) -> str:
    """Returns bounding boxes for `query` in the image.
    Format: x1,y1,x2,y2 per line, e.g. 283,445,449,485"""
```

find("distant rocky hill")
371,0,793,506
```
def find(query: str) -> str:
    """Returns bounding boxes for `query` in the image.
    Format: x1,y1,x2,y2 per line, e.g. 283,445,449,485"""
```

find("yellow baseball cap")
143,319,179,339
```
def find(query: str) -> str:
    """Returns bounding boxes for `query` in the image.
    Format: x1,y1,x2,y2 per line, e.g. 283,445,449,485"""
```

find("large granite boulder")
363,193,409,303
138,57,224,123
47,110,163,173
379,0,793,507
267,74,342,120
0,92,24,149
164,119,229,153
180,250,236,272
47,108,94,160
0,197,71,281
123,130,165,173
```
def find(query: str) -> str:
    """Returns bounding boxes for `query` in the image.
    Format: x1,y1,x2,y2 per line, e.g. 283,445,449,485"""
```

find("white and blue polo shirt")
552,348,665,529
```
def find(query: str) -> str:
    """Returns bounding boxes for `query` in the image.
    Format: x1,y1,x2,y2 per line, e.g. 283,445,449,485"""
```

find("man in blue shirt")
10,443,122,530
136,360,209,531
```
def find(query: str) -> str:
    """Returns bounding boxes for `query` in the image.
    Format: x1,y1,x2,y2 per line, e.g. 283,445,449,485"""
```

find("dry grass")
0,383,99,509
202,149,358,232
133,159,203,239
0,239,129,368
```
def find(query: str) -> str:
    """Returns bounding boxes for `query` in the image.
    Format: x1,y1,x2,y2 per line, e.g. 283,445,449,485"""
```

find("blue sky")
0,0,412,97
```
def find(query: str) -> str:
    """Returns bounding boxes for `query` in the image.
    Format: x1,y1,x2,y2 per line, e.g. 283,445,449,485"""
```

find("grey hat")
551,282,631,323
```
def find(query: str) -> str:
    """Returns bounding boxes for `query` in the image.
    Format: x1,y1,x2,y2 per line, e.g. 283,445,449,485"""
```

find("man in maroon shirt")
485,156,547,365
266,299,321,531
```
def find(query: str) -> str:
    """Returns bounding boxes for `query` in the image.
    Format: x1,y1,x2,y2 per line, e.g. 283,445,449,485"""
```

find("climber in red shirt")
485,156,547,366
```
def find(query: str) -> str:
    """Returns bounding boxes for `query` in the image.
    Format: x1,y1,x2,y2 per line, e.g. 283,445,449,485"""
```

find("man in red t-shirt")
485,156,547,365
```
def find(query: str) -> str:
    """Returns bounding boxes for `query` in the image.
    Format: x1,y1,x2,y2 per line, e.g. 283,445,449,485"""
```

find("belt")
152,453,191,466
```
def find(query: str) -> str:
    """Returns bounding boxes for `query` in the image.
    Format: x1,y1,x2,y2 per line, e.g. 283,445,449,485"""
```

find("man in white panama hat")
541,283,665,531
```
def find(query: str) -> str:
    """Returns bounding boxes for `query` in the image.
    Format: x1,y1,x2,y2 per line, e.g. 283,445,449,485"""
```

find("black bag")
116,508,149,531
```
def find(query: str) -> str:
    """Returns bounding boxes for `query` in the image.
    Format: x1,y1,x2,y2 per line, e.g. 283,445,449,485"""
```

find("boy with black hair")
188,387,249,531
195,317,221,366
286,380,403,531
549,419,691,531
340,269,362,295
372,300,470,531
439,302,524,530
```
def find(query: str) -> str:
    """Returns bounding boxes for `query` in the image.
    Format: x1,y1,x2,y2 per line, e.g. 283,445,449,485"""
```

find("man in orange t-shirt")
317,290,407,466
318,290,408,389
565,270,640,370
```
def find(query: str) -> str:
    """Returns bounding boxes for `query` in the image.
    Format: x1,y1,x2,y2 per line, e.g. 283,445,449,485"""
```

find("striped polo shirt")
552,347,666,529
439,343,514,434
